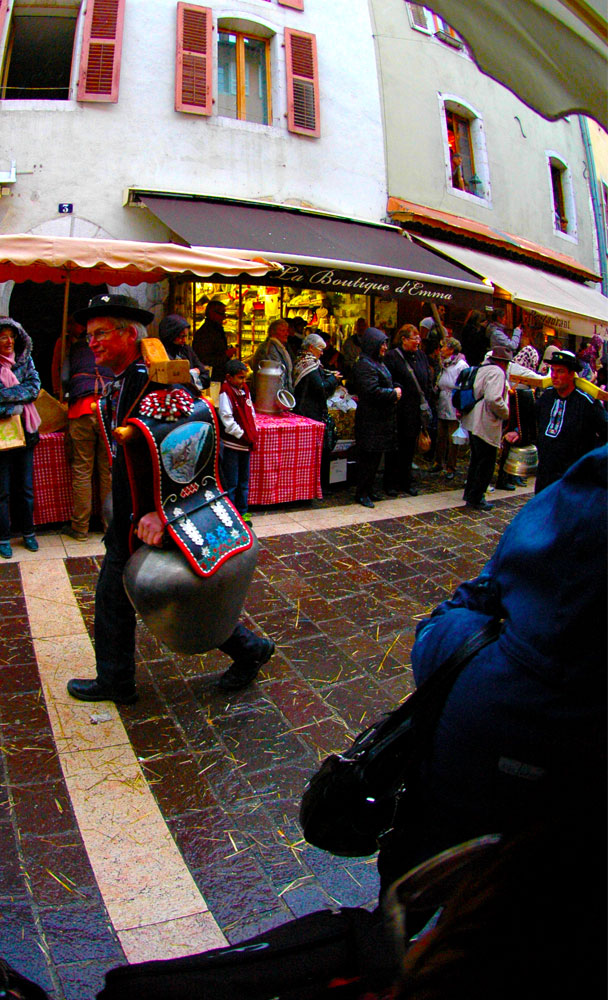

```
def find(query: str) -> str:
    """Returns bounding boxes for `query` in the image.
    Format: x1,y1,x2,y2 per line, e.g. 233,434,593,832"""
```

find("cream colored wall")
370,0,598,271
0,0,386,240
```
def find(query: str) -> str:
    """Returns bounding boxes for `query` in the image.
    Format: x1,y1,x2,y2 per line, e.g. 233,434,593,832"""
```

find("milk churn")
255,358,285,414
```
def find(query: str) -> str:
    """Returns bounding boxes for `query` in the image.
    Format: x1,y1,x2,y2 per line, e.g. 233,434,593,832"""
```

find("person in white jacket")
432,338,469,480
461,346,511,510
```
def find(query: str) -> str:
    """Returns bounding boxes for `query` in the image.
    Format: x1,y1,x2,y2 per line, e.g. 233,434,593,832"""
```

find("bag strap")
361,619,502,784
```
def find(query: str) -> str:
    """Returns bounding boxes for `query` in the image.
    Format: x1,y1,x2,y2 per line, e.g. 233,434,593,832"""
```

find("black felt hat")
74,294,154,326
550,350,580,372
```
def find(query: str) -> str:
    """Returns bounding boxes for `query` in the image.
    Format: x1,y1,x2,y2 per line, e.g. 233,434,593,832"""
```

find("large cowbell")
121,394,258,654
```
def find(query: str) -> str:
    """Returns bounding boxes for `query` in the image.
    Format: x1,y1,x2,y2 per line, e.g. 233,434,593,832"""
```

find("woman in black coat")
293,333,340,425
351,327,401,508
384,325,433,496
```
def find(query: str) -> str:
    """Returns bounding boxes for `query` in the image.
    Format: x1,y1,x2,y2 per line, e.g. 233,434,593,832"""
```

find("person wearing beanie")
218,359,258,522
157,314,210,391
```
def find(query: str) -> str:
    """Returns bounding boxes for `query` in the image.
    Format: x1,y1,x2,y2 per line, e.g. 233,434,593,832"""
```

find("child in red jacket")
218,360,258,521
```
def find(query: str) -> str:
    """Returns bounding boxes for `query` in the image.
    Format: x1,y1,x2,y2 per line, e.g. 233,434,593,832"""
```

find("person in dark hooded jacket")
0,318,41,559
377,444,607,895
351,327,401,508
157,314,210,391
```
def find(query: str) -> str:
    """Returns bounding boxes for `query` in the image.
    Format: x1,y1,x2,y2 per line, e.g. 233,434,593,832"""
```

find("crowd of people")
1,293,606,999
2,298,608,559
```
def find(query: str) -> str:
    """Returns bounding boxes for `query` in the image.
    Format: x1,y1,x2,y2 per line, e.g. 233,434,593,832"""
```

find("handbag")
416,428,431,454
323,412,338,452
0,412,26,451
299,620,501,857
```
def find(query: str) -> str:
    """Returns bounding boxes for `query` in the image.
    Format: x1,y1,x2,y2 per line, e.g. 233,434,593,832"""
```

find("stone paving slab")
0,493,530,999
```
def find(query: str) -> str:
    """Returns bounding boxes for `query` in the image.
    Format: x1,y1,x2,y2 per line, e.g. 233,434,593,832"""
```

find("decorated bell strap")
95,396,115,469
123,390,255,578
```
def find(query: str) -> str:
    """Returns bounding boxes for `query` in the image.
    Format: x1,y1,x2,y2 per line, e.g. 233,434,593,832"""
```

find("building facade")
369,0,607,343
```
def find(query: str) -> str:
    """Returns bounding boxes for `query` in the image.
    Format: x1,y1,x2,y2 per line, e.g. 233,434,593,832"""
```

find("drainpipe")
579,116,608,297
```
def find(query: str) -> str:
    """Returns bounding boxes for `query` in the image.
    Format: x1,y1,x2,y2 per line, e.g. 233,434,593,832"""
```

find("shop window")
285,28,320,137
175,3,213,115
442,99,490,202
547,154,576,237
603,183,608,245
217,29,270,125
0,0,81,100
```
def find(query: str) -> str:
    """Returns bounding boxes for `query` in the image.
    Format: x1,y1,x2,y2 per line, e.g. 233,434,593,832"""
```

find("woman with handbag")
432,337,469,480
0,319,41,559
384,325,433,496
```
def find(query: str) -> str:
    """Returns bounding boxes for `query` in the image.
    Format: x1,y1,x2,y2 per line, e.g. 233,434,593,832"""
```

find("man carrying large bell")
66,295,274,704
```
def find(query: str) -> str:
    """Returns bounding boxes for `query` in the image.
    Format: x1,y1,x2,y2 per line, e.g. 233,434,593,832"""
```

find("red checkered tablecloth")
33,432,73,526
31,416,324,523
249,412,324,505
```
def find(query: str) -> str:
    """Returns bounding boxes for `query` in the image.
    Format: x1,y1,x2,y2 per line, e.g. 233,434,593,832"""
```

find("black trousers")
463,434,498,505
384,434,417,491
356,448,383,499
94,524,267,692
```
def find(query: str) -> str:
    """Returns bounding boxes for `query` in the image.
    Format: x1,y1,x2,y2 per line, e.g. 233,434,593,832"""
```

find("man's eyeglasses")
86,328,119,344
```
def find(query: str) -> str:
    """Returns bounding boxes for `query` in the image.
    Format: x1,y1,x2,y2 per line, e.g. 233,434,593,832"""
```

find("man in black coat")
534,350,607,493
191,297,234,382
66,295,274,704
384,326,433,496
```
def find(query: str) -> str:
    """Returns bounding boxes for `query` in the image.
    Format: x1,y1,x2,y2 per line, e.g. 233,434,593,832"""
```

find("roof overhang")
416,237,608,338
388,197,601,283
127,190,492,308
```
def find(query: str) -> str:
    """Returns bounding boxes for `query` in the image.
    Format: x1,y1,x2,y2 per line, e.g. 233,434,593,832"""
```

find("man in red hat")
66,294,274,704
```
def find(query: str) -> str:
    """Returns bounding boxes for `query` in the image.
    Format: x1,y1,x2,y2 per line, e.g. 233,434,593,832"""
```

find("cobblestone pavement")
0,490,529,999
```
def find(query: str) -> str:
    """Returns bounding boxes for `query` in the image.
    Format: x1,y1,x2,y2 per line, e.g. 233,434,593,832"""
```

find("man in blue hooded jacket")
377,445,607,892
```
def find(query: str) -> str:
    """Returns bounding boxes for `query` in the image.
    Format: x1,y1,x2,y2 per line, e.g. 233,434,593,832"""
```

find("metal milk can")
255,358,285,414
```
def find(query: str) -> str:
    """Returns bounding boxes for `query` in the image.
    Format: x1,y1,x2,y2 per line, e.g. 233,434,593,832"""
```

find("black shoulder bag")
299,619,501,857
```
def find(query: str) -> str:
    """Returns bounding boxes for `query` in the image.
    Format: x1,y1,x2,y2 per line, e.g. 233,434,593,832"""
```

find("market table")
33,432,73,526
249,412,325,505
31,413,325,525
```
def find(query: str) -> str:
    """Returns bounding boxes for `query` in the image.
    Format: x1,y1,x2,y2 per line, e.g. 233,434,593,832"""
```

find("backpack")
451,365,480,414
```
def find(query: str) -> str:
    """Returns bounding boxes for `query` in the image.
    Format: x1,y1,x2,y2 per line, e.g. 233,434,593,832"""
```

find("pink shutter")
0,0,10,39
285,29,319,137
77,0,125,103
279,1,305,10
175,3,213,115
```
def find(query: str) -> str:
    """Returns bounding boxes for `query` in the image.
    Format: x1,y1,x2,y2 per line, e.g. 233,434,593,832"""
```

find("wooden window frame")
217,28,271,125
446,108,476,179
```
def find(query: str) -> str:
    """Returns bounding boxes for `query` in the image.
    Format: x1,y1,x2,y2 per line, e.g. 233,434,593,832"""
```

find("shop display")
327,385,357,440
175,278,371,360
